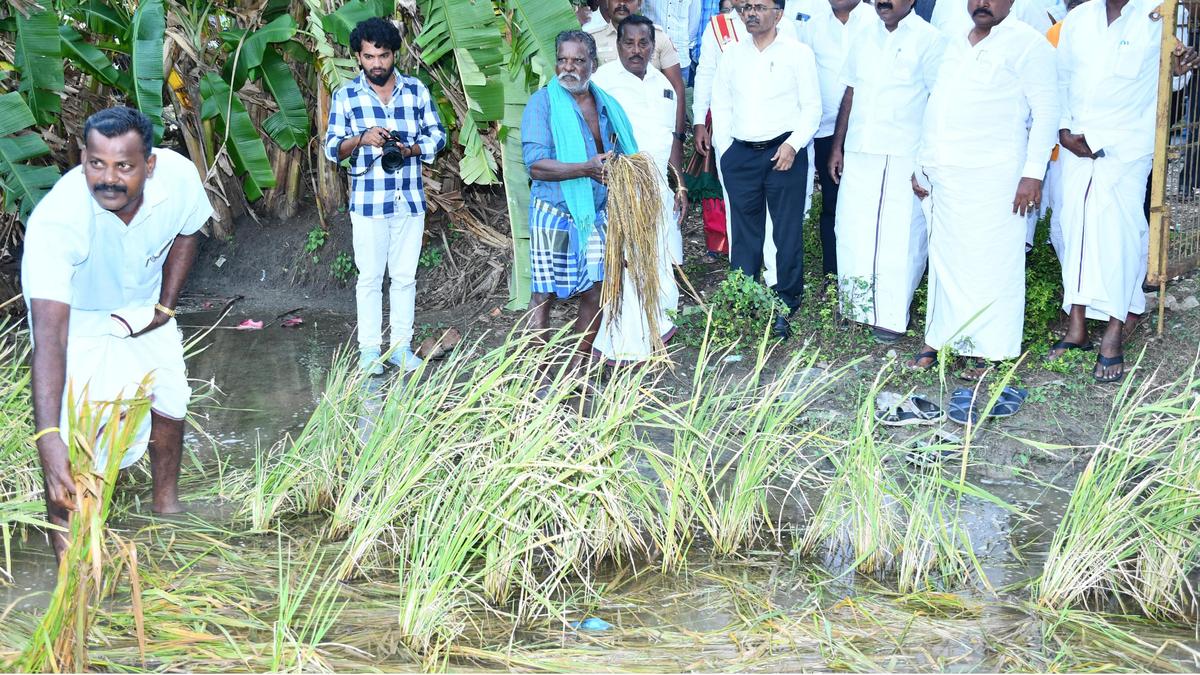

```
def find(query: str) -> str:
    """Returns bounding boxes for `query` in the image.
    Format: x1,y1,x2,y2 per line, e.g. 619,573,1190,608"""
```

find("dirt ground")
183,198,1200,490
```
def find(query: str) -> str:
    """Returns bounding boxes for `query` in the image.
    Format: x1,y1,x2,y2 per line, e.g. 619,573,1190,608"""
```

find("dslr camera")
380,130,413,172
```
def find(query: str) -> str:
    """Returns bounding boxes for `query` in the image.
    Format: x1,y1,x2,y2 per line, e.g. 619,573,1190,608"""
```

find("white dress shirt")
592,62,678,174
1058,0,1185,161
692,11,798,120
841,10,945,157
931,0,1054,36
643,0,703,68
711,31,822,152
920,19,1059,179
797,2,875,138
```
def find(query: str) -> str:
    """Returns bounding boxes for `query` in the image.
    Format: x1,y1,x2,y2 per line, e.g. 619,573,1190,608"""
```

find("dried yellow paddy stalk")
603,152,666,353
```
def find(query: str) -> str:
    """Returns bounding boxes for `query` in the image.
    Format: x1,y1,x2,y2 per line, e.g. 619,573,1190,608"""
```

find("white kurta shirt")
643,0,703,68
592,62,677,175
797,2,875,138
920,19,1059,179
22,148,213,336
841,11,946,157
1058,0,1182,161
692,11,798,120
711,31,823,152
931,0,1055,36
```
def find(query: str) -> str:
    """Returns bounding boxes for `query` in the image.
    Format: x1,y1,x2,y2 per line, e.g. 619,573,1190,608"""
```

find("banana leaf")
321,0,393,46
259,49,310,151
416,0,505,123
505,0,581,80
59,25,132,93
458,126,498,185
221,14,297,91
0,92,59,219
199,73,277,201
14,7,64,126
131,0,166,140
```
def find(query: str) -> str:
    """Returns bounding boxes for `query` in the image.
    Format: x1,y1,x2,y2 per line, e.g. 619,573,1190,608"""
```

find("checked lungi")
529,198,608,299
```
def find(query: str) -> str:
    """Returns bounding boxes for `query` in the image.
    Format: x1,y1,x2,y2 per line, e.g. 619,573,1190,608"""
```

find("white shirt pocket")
1112,39,1143,79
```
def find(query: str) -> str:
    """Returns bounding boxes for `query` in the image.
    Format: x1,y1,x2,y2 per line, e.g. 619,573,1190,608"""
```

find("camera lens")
381,140,405,172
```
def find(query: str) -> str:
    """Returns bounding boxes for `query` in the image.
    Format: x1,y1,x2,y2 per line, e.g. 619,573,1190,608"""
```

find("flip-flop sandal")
1094,354,1126,383
872,327,902,344
907,394,944,422
957,359,992,382
988,386,1028,419
904,428,964,465
947,387,980,425
874,391,924,427
907,350,938,370
1045,340,1093,361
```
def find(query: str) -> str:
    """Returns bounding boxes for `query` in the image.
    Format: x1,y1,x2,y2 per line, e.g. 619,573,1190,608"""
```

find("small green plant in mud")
674,269,788,350
330,252,355,283
418,246,444,270
1024,214,1063,346
304,226,327,263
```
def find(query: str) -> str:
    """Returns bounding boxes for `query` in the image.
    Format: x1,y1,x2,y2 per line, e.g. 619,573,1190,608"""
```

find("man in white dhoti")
592,15,687,362
910,0,1058,377
711,0,822,339
827,0,945,343
1050,0,1199,382
23,107,212,555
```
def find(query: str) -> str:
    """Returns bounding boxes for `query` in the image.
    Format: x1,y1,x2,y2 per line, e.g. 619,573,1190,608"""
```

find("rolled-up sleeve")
521,89,555,167
323,87,350,163
414,81,447,164
179,164,215,236
21,181,91,305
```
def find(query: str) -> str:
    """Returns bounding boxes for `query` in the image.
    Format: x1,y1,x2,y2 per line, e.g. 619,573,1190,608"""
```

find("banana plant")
199,72,277,201
0,92,59,219
13,6,64,127
218,14,310,152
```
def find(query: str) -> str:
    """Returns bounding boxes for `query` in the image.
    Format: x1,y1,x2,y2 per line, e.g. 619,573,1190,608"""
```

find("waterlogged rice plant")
17,384,151,673
1037,357,1200,621
0,326,43,581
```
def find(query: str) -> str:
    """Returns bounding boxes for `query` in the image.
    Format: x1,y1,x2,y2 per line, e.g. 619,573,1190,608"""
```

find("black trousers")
720,135,809,311
811,135,839,278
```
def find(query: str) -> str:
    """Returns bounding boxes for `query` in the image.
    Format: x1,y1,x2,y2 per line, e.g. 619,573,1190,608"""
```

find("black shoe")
772,315,792,341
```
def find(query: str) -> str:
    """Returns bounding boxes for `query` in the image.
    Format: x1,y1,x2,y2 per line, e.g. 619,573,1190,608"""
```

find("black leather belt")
733,132,790,151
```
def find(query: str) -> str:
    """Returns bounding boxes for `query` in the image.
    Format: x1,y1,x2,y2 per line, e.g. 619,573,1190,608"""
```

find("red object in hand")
702,198,729,255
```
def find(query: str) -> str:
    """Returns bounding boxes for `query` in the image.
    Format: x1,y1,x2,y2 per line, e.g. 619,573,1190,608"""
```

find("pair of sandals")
908,351,993,382
1047,340,1125,384
875,392,944,426
946,386,1027,425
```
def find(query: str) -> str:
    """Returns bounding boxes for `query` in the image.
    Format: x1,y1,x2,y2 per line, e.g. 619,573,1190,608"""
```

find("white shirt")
920,19,1059,178
931,0,1054,36
22,148,213,335
643,0,703,68
797,2,875,138
841,10,945,157
711,32,822,152
692,11,797,120
592,62,678,175
1058,0,1183,160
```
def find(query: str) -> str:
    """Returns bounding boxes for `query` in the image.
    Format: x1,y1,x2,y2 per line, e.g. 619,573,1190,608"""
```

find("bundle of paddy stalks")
602,151,666,353
17,385,151,673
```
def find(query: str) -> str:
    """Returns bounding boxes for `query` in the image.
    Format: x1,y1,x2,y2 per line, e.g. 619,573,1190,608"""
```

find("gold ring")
1027,201,1036,207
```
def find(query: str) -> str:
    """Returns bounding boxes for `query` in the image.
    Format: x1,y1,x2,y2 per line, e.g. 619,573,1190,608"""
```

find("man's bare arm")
132,233,199,337
30,298,75,513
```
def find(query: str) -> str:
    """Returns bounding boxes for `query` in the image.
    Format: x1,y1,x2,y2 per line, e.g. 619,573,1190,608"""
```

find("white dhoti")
1045,156,1066,264
595,175,681,363
1058,151,1152,321
57,309,191,470
834,151,927,333
923,164,1026,361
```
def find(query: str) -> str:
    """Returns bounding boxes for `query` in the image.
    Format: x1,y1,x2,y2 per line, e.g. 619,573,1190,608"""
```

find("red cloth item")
703,198,728,255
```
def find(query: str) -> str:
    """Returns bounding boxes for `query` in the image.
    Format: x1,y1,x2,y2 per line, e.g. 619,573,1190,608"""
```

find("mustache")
972,7,994,15
876,2,893,9
93,183,127,194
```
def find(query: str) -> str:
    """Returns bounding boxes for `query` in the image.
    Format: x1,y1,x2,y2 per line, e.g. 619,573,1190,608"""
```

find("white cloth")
593,63,678,178
923,163,1027,360
22,148,212,336
351,211,425,352
1045,156,1066,263
1058,152,1152,321
834,151,927,333
797,2,875,138
931,0,1055,36
1057,0,1186,162
710,33,822,152
62,319,190,470
920,19,1059,180
841,11,945,157
643,0,703,68
692,11,797,121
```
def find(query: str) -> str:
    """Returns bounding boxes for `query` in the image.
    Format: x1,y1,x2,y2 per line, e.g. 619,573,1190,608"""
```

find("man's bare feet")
1120,311,1143,343
907,345,938,370
1094,319,1125,383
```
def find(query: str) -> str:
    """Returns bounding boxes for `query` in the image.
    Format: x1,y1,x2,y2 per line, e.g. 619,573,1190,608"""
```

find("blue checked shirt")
323,71,447,217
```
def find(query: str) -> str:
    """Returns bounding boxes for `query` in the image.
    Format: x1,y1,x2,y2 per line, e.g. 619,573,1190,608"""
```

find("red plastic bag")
702,197,728,255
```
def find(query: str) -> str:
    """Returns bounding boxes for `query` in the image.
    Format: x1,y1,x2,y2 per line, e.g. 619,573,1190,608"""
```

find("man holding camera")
324,17,446,375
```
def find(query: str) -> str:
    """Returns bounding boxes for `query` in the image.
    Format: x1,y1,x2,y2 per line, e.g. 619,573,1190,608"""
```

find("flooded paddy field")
1,310,1198,673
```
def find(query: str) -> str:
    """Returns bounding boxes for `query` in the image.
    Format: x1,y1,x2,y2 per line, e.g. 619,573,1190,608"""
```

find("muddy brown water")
3,311,1198,671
